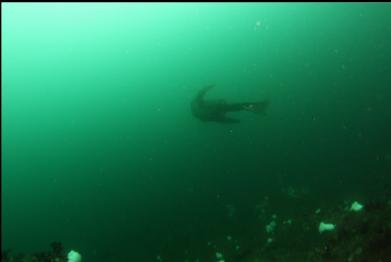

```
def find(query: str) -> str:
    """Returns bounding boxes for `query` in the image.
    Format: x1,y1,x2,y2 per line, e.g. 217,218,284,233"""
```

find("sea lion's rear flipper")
243,100,270,114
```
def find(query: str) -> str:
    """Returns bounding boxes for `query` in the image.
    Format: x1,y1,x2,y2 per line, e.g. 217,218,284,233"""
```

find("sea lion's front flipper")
217,115,240,124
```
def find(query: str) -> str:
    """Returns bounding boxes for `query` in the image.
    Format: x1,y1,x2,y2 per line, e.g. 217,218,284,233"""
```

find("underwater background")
2,3,391,261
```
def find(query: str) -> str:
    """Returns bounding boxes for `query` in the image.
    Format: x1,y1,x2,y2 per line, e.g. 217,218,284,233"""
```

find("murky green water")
2,3,391,261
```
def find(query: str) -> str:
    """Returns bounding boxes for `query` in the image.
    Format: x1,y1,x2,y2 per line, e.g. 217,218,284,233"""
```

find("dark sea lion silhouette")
191,85,269,123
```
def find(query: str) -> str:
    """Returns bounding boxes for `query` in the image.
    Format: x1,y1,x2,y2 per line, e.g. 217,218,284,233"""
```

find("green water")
2,3,391,261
